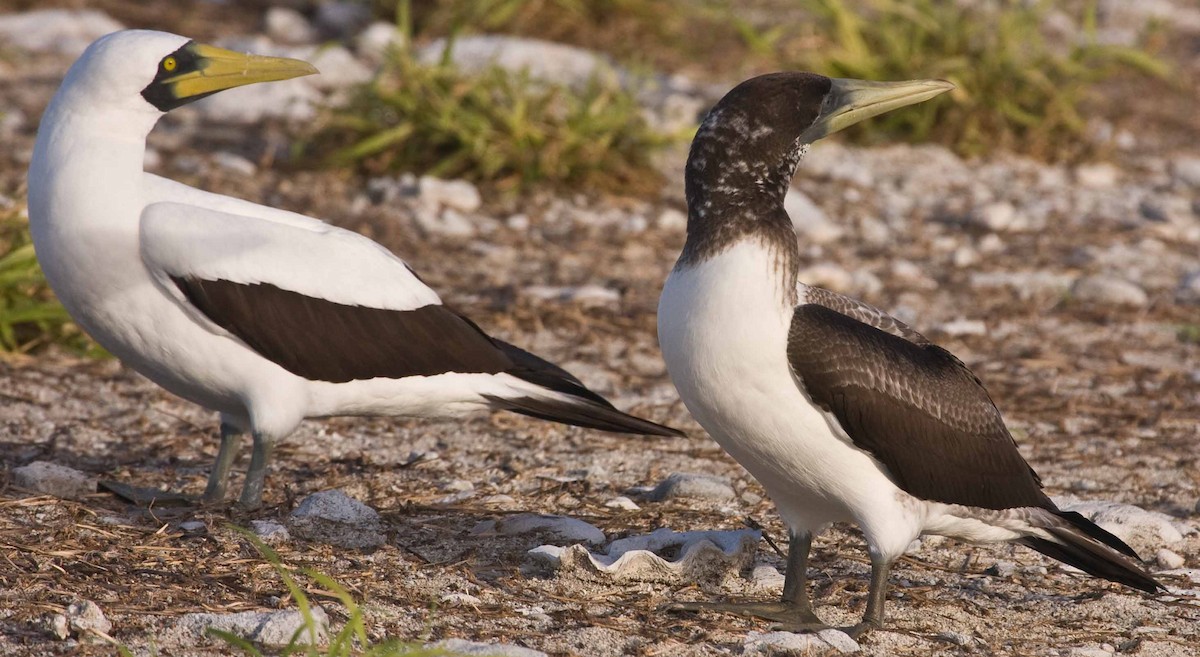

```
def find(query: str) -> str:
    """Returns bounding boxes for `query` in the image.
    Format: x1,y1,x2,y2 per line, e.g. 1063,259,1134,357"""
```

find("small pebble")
1070,275,1148,308
13,461,96,500
604,496,640,511
287,490,385,549
1155,548,1185,569
647,472,736,502
249,520,291,544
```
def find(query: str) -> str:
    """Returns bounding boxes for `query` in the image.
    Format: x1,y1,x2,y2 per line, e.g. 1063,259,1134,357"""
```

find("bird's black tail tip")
1021,510,1163,594
485,393,684,438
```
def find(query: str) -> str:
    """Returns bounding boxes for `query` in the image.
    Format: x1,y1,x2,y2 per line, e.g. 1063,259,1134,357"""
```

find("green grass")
788,0,1169,159
309,1,667,195
0,206,95,355
366,0,1168,164
213,529,450,657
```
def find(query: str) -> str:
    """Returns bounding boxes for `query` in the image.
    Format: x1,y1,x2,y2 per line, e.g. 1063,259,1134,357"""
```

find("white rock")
439,592,482,607
750,564,786,591
212,152,257,176
797,263,855,294
952,245,979,268
176,608,328,646
784,189,842,244
47,613,69,640
13,461,96,500
969,271,1074,299
744,629,860,655
605,496,640,511
1156,549,1185,569
419,176,482,212
264,7,318,45
64,600,111,638
434,638,548,657
480,513,605,545
287,490,385,549
986,561,1018,578
249,520,291,544
419,35,619,89
648,472,736,502
179,520,207,534
523,284,621,307
1075,163,1119,188
1070,647,1116,657
506,214,531,231
307,46,373,92
938,318,987,336
356,22,407,62
1070,274,1149,308
657,207,688,231
1171,155,1200,187
1057,498,1191,553
972,201,1021,232
889,259,934,288
412,204,477,238
0,10,124,57
528,527,759,584
443,479,475,493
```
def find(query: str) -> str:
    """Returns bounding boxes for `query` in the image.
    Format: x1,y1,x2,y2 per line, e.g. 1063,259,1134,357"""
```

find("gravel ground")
1,3,1199,656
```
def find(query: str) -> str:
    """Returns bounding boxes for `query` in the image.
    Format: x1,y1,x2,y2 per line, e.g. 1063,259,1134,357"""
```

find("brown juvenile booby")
27,30,681,510
657,72,1160,637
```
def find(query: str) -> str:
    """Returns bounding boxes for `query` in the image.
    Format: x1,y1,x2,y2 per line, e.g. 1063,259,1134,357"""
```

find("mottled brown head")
680,73,953,266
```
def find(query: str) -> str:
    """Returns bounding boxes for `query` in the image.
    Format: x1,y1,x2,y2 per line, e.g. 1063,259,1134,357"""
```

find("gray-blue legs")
666,531,890,638
238,431,275,509
202,422,242,503
200,423,274,509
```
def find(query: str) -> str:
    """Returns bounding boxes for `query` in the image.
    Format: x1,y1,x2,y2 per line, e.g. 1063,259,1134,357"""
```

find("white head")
52,29,317,122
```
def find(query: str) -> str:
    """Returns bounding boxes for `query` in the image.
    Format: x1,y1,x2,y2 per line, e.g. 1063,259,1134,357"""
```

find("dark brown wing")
173,277,514,383
787,301,1050,510
171,276,685,437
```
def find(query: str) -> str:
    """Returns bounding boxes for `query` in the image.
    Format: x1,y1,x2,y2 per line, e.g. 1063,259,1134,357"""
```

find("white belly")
658,241,923,557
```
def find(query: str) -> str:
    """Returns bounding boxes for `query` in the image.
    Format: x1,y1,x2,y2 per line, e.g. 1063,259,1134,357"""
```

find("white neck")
27,89,160,308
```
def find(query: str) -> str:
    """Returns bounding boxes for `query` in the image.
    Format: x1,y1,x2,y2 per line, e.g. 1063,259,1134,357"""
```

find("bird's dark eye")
163,56,177,72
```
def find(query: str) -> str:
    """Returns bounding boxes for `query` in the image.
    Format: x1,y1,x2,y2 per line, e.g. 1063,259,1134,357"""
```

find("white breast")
658,240,921,551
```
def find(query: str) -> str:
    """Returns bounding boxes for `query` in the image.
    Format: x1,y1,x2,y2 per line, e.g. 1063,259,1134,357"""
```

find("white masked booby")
657,73,1160,636
28,30,681,509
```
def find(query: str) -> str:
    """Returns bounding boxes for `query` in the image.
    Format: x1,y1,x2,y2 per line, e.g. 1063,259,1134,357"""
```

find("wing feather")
788,299,1049,510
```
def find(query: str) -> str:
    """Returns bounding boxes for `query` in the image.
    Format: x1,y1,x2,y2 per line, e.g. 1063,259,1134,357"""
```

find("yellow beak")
166,43,318,99
800,77,954,143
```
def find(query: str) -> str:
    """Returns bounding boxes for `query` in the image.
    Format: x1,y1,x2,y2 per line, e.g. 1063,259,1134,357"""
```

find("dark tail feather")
1020,511,1162,594
1054,510,1141,559
487,393,684,437
488,339,684,438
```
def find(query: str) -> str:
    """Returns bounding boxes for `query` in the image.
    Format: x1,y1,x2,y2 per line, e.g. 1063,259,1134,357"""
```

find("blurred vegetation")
212,530,449,657
310,1,666,194
356,0,1167,163
789,0,1169,159
0,205,96,355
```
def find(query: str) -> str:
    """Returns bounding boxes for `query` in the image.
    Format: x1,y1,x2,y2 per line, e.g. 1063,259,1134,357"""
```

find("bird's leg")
841,555,890,639
666,531,830,631
237,431,275,509
201,422,242,503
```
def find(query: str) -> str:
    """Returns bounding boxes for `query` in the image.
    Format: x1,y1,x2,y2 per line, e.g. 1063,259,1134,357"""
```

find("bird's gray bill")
800,77,955,143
